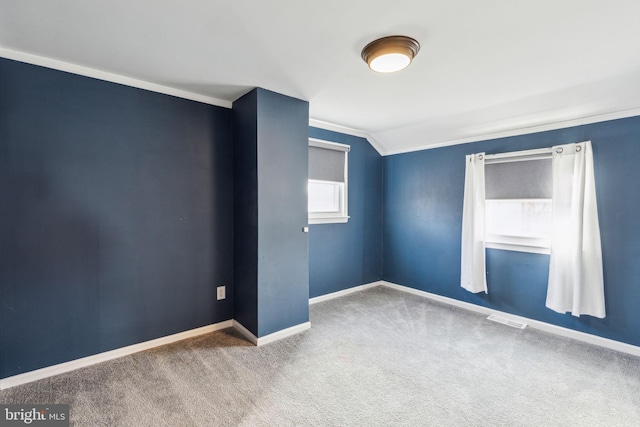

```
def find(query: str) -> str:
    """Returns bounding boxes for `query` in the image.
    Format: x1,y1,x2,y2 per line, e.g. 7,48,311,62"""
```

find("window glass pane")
485,159,552,199
308,180,341,213
486,199,552,244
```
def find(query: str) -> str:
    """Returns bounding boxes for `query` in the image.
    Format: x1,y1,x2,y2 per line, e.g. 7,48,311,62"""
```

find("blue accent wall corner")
0,57,234,378
308,127,383,298
383,115,640,347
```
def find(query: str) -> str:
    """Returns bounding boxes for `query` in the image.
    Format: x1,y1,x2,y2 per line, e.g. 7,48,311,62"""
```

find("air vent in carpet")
487,314,527,329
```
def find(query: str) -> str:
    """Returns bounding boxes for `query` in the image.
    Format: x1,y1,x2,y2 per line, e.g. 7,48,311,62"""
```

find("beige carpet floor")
2,286,640,426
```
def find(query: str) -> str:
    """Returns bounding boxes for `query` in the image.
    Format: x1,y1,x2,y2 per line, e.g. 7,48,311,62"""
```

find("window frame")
483,148,554,255
308,138,349,224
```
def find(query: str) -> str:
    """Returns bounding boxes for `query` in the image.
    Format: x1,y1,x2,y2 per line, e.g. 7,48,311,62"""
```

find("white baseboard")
6,279,636,390
309,281,384,305
232,320,259,345
380,281,640,358
233,320,311,346
0,320,234,390
1,317,312,390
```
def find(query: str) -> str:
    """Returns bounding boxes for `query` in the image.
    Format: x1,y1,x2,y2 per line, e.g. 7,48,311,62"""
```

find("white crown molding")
309,118,368,138
5,48,637,158
363,135,387,157
309,118,385,156
0,47,232,108
313,105,640,157
383,107,640,156
0,320,234,390
379,281,640,358
232,320,311,346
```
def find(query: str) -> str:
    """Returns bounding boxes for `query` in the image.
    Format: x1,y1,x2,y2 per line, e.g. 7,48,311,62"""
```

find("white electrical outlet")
217,286,226,300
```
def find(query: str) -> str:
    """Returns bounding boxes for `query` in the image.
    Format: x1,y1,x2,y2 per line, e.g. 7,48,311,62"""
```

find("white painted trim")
308,118,385,156
257,322,311,346
313,110,640,157
3,47,638,157
383,107,640,156
309,138,350,152
232,320,311,346
0,318,312,389
232,320,259,345
364,135,387,157
309,119,369,139
6,278,636,389
309,281,384,304
0,47,232,108
309,216,349,224
0,320,233,390
379,281,640,358
308,138,349,223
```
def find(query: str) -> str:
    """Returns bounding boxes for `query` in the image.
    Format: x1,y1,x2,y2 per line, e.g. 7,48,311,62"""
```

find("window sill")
486,242,550,255
309,216,349,225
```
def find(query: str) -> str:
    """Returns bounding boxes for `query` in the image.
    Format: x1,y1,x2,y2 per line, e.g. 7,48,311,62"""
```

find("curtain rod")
478,143,584,164
482,147,553,164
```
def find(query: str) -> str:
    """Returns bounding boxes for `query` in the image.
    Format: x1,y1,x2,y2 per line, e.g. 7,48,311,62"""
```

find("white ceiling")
2,0,640,155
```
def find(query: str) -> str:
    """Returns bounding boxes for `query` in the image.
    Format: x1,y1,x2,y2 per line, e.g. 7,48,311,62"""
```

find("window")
484,155,552,254
308,138,349,224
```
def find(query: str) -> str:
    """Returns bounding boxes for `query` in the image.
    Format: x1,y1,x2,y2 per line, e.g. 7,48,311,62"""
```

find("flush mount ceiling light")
361,35,420,73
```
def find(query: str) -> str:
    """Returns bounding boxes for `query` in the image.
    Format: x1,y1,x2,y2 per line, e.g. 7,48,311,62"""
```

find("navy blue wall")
232,90,259,335
257,89,310,336
5,51,639,380
383,115,640,347
0,58,234,378
234,88,310,337
308,128,383,298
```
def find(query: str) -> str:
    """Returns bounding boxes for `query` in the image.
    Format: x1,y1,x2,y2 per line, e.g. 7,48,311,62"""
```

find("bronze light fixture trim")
361,35,420,73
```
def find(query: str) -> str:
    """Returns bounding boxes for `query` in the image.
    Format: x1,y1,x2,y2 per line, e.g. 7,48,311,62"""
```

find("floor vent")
487,314,527,329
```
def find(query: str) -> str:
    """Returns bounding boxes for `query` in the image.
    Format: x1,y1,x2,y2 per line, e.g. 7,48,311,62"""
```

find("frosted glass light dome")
370,53,412,73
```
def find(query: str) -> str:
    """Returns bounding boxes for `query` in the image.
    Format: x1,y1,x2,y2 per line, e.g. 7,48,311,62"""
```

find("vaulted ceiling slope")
2,1,640,155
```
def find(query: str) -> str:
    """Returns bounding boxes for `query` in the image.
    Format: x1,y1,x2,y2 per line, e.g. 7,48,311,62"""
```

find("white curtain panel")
546,141,605,318
461,153,487,293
